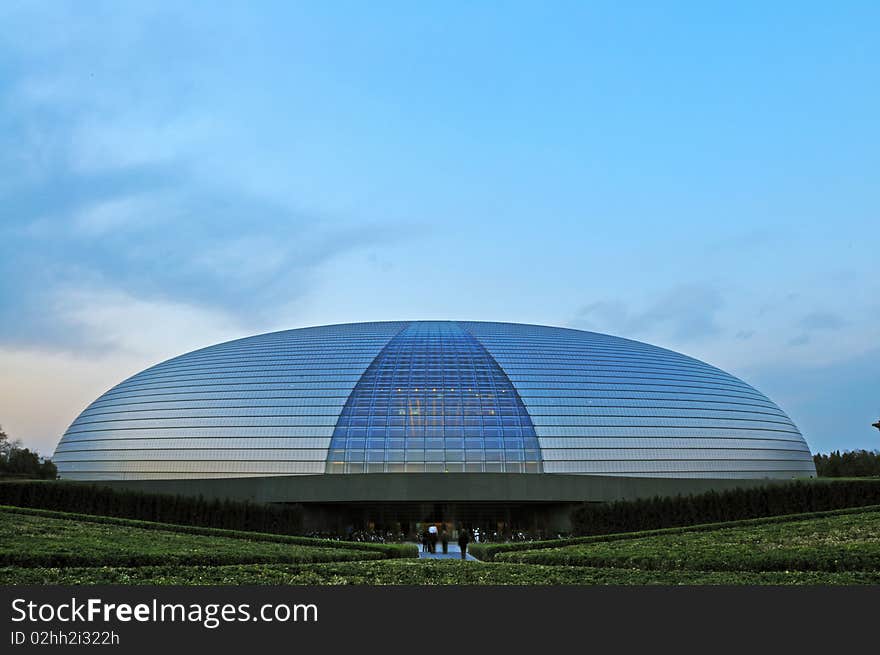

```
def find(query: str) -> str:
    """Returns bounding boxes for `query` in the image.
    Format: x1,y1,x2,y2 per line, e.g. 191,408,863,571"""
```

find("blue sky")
1,1,878,456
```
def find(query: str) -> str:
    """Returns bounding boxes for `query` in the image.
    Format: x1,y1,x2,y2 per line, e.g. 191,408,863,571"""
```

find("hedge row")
0,505,417,559
5,561,880,586
571,478,880,536
469,503,880,561
501,544,880,573
0,480,304,535
0,546,383,569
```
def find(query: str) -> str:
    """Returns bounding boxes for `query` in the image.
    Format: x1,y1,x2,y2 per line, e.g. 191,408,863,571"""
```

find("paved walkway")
414,542,478,561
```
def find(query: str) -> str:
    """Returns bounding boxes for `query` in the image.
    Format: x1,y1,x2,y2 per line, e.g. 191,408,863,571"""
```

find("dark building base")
86,472,793,535
300,501,574,538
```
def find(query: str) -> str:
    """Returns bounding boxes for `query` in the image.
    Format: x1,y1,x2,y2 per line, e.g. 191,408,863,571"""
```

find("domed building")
53,321,815,532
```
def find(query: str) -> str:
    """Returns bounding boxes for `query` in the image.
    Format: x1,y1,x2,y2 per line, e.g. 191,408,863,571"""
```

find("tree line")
813,450,880,477
0,427,57,479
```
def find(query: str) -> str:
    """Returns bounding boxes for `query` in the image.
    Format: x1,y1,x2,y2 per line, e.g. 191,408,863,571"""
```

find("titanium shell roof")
53,321,816,480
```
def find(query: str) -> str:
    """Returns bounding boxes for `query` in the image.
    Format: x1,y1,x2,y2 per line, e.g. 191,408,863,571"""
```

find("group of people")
314,525,556,549
419,525,472,559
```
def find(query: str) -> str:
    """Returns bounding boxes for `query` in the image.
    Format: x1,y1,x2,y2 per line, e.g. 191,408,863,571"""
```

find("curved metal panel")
54,320,815,481
52,322,407,479
462,321,815,479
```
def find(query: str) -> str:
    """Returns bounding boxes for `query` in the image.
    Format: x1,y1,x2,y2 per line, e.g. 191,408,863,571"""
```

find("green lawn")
498,508,880,571
4,560,880,585
469,504,880,561
0,509,385,567
2,504,878,585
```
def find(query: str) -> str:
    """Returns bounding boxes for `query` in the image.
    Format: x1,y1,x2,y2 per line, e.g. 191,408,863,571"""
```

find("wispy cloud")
70,192,177,236
52,288,246,357
0,4,423,353
706,228,782,253
572,284,724,342
1,172,406,350
800,311,847,331
745,347,880,453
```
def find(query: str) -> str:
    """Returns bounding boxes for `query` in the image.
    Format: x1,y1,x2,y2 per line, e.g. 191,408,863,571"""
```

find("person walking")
428,524,438,553
440,526,449,554
457,527,471,560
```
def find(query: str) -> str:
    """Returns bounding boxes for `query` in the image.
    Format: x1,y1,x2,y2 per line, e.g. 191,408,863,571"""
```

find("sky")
1,1,878,457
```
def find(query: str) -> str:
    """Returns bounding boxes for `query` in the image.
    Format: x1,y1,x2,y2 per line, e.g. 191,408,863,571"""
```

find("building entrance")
298,500,574,540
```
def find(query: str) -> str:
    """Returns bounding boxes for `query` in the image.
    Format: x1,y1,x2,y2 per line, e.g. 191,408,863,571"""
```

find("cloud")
800,311,847,331
70,192,177,236
744,347,880,453
757,292,800,317
0,181,405,351
706,228,782,253
572,284,723,342
53,287,247,358
69,112,220,176
782,312,847,348
0,5,424,353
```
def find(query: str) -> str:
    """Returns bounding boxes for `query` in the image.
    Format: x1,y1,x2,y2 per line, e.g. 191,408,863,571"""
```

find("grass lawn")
0,508,385,568
4,560,880,585
498,508,880,571
2,504,878,585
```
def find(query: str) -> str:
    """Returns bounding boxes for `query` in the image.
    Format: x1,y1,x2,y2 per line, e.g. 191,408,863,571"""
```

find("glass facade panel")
326,322,542,473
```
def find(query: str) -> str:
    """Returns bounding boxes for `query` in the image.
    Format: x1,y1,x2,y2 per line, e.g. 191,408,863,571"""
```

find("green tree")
0,426,10,473
0,425,58,479
813,450,880,477
6,448,41,475
0,425,21,457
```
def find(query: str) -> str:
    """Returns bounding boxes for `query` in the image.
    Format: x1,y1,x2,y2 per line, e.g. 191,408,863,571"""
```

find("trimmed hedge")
0,505,417,559
570,478,880,536
469,504,880,561
5,561,880,586
0,480,304,535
